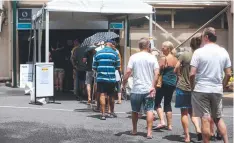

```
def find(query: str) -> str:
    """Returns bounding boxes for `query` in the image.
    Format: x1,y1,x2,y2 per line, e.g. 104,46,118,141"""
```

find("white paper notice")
40,67,49,84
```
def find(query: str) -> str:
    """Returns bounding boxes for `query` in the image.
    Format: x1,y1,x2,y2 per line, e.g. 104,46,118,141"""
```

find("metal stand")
29,65,61,105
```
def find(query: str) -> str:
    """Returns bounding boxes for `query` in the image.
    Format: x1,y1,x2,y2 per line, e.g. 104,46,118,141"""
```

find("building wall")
0,1,12,80
18,0,49,7
120,28,229,65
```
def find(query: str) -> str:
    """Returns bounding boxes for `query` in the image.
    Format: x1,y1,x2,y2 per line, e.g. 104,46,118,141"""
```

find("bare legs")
201,116,211,143
86,84,92,102
156,107,166,127
146,111,154,137
201,116,228,143
73,69,76,94
181,108,201,142
117,93,122,104
109,96,115,113
100,93,106,116
166,112,173,130
54,70,64,91
131,112,138,135
181,109,190,142
54,72,59,90
58,71,64,91
214,118,229,143
131,111,154,138
100,94,115,116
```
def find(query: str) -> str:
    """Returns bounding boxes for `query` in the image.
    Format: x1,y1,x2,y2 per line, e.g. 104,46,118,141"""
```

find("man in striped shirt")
93,40,120,120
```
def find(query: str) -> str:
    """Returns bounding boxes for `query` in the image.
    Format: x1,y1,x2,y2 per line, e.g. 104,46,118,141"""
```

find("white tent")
46,0,152,14
33,0,153,70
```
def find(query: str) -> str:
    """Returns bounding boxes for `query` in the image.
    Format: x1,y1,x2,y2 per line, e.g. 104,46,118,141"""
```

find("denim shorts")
175,88,192,108
130,93,155,113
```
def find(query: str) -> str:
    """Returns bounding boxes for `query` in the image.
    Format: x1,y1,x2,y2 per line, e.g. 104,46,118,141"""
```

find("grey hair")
138,37,150,49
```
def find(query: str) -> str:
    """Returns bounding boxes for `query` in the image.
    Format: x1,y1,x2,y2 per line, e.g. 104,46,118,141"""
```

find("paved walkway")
0,86,233,143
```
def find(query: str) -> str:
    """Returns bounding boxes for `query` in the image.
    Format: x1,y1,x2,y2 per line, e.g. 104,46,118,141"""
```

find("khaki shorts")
192,92,223,119
85,71,94,85
54,68,65,74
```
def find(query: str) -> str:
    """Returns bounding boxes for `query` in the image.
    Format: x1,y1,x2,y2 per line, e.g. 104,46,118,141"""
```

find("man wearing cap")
92,39,120,120
190,27,231,143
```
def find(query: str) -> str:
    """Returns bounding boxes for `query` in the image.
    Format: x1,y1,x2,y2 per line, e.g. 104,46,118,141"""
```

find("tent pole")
149,13,153,37
124,16,128,72
33,22,37,64
45,10,49,62
12,0,17,87
108,19,110,32
38,20,41,62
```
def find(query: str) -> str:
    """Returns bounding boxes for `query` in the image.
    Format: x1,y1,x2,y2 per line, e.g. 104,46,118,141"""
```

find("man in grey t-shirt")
190,27,231,143
122,37,159,139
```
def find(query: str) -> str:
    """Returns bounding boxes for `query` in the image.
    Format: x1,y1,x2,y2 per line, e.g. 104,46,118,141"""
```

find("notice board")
35,63,54,98
20,64,33,88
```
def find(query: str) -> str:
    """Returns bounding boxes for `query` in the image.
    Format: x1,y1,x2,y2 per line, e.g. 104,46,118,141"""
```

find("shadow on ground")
53,91,77,101
223,97,233,107
163,133,198,143
126,115,158,121
115,131,146,138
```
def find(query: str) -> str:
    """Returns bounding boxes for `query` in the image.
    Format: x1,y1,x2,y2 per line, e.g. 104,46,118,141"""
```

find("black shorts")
97,82,116,95
116,81,121,93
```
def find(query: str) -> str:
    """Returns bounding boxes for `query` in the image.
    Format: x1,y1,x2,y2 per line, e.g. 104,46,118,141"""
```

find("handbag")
156,57,167,88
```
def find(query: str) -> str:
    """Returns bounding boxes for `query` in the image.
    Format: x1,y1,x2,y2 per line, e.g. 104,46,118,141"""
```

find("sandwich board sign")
20,64,33,88
35,63,54,98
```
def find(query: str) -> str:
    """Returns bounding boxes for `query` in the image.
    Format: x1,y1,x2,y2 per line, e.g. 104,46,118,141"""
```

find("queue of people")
50,27,231,143
122,27,231,143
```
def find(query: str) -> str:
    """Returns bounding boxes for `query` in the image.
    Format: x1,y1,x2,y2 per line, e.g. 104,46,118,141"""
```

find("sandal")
100,115,106,120
87,100,92,104
116,101,122,104
130,131,137,136
109,113,117,118
167,126,172,131
197,133,202,141
147,136,153,139
153,124,166,130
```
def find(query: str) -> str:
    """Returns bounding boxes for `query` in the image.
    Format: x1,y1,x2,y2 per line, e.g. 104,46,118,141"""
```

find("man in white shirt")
190,27,231,143
122,37,159,139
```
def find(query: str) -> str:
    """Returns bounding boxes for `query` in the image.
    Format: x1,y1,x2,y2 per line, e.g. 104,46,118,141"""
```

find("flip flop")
153,124,166,130
166,127,172,131
116,101,122,104
100,115,106,120
130,131,137,136
147,136,153,139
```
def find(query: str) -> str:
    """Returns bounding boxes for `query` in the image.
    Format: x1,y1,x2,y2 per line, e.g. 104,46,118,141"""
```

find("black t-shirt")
73,47,87,71
84,50,95,71
51,49,66,69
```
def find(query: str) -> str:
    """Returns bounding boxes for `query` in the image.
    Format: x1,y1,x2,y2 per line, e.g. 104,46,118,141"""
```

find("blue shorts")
175,88,192,108
130,93,155,113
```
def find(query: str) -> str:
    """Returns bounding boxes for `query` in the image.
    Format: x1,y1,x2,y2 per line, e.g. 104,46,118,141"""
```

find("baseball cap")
105,39,115,44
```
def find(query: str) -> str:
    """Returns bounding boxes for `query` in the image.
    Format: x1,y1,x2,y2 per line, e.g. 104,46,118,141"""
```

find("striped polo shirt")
92,46,120,83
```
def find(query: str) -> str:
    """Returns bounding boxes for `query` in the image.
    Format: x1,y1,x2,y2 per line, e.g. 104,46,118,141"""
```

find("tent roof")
46,0,153,14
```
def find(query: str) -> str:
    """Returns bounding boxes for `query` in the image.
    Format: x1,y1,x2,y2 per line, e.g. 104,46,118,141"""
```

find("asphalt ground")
0,86,233,143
